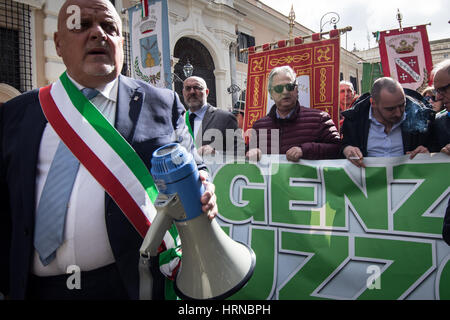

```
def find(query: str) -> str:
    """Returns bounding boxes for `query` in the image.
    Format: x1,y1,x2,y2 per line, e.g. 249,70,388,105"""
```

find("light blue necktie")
34,88,99,266
81,88,100,101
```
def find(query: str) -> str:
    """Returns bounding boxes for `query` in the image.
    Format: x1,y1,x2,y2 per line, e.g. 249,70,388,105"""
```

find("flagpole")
372,23,431,41
121,3,140,14
239,26,352,54
288,5,295,44
396,9,403,31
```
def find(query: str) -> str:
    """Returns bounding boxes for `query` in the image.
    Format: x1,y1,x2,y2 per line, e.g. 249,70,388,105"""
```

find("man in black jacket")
430,59,450,155
341,77,434,168
431,59,450,246
183,76,244,158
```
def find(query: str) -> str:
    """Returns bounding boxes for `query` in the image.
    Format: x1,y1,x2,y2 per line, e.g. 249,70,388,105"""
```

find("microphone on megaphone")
140,143,255,300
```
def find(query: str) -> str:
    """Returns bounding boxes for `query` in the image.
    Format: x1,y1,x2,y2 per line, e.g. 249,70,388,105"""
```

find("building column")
214,68,228,111
43,0,65,84
229,41,239,108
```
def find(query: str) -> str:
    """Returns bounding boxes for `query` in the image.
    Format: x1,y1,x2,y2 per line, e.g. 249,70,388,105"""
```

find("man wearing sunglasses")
433,59,450,247
422,86,444,113
430,59,450,156
246,66,341,162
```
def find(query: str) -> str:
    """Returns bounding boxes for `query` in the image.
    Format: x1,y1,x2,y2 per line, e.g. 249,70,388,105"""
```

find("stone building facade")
0,0,366,109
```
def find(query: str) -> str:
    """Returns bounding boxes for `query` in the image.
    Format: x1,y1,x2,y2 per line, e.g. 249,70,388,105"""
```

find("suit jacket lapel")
195,105,213,146
115,75,144,144
20,96,47,221
201,104,215,136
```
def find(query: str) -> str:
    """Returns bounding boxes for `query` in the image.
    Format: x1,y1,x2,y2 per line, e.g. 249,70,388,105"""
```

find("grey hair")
371,77,402,103
339,80,354,92
183,76,208,89
432,59,450,77
268,66,296,90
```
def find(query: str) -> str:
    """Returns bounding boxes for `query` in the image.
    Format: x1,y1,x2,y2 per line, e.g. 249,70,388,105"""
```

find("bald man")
0,0,218,300
183,76,244,158
341,77,433,168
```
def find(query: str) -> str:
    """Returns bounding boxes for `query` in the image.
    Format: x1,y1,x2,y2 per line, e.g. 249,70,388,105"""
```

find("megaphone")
140,143,255,300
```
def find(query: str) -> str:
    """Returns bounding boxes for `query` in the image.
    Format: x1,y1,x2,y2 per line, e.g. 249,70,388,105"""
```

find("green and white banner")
206,153,450,300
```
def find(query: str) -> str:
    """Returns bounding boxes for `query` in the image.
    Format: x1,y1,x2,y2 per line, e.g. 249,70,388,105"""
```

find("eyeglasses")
433,83,450,96
271,82,297,94
183,85,204,92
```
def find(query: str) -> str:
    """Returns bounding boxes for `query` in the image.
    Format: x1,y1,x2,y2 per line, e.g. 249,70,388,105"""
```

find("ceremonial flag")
378,25,433,91
129,0,172,88
141,0,149,18
243,33,341,133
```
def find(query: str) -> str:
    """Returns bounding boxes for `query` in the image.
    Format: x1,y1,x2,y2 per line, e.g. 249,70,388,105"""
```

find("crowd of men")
0,0,449,300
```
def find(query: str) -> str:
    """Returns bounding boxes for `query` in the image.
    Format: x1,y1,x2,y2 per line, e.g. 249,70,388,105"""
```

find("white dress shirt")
32,76,118,276
367,106,406,157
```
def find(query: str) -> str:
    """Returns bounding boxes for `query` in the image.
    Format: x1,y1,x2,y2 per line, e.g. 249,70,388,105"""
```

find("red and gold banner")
378,25,433,91
243,36,341,133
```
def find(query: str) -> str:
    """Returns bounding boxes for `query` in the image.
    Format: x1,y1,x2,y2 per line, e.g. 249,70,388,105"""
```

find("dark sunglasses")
271,82,297,94
183,85,204,91
433,83,450,96
424,95,436,102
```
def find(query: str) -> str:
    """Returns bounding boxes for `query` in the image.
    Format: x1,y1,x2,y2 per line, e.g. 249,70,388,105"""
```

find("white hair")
268,66,296,90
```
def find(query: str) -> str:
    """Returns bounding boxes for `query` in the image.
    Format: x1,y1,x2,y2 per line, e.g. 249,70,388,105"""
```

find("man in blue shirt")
341,77,433,168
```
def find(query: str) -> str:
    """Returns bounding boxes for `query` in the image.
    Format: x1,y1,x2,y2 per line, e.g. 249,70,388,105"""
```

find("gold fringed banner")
243,34,341,133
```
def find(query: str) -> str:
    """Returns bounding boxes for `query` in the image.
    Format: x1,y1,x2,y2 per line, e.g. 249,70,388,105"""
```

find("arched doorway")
173,37,216,107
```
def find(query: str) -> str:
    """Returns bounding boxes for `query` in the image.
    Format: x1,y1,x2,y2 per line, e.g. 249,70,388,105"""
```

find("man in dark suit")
431,59,450,244
430,59,450,156
0,0,217,300
183,76,244,158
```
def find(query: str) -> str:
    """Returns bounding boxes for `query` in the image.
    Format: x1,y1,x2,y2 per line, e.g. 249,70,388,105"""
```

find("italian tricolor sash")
185,109,194,140
38,72,179,256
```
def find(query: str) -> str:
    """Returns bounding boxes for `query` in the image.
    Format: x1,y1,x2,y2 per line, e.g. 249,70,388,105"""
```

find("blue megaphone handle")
151,143,205,221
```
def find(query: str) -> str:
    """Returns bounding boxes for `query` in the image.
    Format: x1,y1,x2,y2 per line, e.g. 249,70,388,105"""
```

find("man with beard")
183,76,244,158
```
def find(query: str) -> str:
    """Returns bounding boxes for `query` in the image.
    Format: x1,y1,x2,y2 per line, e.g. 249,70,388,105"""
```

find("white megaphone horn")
139,143,256,300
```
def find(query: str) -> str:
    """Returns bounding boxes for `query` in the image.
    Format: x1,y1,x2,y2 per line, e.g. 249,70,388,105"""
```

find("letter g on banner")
213,163,266,223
